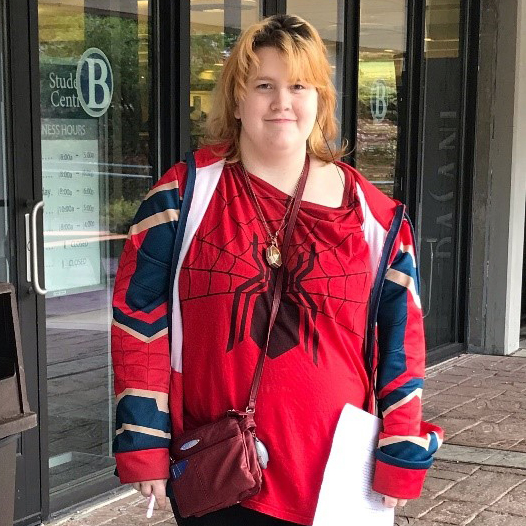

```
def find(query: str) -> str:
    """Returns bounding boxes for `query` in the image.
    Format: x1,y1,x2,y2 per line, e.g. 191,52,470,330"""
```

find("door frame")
410,0,479,359
7,0,152,521
5,0,46,523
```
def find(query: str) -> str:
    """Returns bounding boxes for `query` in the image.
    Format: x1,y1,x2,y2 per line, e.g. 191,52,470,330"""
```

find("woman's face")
234,46,318,158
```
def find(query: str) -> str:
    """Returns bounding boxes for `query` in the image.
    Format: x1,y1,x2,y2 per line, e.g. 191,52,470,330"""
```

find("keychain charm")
254,437,269,469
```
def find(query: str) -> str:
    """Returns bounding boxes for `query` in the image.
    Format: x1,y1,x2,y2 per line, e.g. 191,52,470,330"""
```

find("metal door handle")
30,200,47,295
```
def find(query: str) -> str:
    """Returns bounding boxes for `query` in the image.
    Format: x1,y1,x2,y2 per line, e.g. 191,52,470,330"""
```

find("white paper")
313,404,394,526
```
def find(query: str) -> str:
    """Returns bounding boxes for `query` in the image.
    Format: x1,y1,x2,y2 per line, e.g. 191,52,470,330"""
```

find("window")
418,0,463,349
190,0,261,149
355,0,407,196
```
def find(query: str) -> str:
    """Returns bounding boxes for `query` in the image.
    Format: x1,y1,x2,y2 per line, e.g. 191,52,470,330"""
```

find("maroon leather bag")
169,411,262,517
169,157,310,518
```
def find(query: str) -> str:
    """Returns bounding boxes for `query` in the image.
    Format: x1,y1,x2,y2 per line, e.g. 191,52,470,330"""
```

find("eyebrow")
253,76,307,84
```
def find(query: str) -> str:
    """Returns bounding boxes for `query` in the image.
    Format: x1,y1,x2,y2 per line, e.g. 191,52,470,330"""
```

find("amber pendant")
265,244,282,268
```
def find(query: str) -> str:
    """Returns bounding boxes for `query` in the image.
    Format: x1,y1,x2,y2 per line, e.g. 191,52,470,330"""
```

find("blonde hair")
203,14,346,163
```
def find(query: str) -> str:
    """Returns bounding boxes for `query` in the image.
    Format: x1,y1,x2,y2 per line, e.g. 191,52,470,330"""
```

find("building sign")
76,48,114,118
40,50,113,295
41,119,101,294
40,60,85,119
419,56,461,347
370,79,388,123
40,49,114,120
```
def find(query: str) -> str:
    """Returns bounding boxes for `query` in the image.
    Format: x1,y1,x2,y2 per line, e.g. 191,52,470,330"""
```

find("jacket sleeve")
111,166,184,483
371,218,444,500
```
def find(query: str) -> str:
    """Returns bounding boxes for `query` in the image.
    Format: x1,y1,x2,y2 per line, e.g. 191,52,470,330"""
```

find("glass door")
286,0,345,146
37,0,155,509
418,0,464,351
355,0,407,197
190,0,261,149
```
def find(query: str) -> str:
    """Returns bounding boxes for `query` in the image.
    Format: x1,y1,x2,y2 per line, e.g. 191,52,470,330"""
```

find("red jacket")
111,146,443,523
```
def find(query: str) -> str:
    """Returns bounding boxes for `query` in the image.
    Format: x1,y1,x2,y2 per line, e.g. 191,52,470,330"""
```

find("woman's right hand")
132,479,168,509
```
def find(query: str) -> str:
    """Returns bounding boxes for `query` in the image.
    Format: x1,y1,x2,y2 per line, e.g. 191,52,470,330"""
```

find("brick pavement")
395,351,526,525
46,352,526,526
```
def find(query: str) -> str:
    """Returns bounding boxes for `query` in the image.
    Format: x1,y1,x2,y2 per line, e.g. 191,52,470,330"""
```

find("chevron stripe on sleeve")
372,218,444,500
111,167,182,483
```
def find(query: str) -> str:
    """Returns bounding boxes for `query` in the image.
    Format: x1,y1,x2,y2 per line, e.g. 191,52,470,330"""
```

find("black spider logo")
226,233,320,364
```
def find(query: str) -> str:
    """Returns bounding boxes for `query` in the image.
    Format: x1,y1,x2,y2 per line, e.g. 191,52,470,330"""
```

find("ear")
234,103,241,120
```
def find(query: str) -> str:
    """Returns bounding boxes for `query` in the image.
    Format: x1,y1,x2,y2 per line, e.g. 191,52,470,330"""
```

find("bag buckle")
226,407,255,418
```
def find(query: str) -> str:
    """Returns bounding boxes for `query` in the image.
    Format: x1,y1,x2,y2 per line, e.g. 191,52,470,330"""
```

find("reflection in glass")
190,0,261,149
38,0,153,495
287,1,344,145
419,0,461,349
355,1,407,196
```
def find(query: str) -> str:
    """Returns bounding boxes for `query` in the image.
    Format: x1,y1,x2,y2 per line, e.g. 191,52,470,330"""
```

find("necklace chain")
239,159,306,245
238,157,308,268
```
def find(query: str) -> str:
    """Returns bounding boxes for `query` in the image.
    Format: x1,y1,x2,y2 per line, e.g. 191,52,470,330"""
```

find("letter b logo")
76,48,113,117
370,80,388,124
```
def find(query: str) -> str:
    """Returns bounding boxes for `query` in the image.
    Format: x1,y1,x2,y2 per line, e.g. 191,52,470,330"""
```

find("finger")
382,495,398,508
152,480,168,509
140,483,153,499
398,499,408,507
131,483,141,492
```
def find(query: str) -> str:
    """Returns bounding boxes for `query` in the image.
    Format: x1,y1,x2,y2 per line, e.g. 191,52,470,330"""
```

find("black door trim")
341,0,359,167
5,0,45,523
158,1,190,172
455,0,480,349
262,0,286,16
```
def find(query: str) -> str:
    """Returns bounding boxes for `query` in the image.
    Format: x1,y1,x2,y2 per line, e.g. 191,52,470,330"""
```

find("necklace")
239,155,309,268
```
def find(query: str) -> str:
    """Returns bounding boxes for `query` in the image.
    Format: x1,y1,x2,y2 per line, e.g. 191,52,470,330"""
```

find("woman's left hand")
382,495,408,508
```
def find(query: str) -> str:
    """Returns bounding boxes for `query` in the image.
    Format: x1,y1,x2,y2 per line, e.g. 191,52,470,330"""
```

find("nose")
270,88,292,112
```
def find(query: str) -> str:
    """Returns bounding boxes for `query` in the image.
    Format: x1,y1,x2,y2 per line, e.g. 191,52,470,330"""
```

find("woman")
111,14,443,526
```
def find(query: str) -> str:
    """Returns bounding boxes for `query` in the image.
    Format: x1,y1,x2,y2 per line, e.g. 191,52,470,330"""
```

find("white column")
508,0,526,349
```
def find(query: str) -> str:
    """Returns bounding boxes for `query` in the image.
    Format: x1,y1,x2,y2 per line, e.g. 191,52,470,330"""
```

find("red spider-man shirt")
177,163,372,523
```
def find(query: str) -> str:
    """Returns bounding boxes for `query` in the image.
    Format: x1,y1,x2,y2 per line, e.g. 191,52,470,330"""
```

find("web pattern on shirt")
179,173,371,366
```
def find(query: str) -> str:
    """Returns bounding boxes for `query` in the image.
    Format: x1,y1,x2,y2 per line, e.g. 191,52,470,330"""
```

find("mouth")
266,119,296,123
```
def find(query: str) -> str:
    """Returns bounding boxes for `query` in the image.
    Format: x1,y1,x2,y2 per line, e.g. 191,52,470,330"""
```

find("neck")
239,136,307,192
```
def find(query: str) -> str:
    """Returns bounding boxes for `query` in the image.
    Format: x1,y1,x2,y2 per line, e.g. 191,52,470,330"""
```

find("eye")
292,83,306,91
256,83,272,90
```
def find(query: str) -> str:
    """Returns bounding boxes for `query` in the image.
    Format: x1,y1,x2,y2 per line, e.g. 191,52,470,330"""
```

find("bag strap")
246,155,311,413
